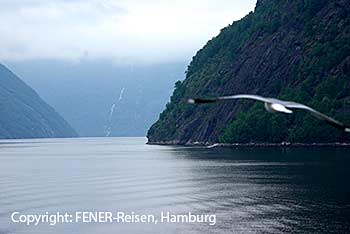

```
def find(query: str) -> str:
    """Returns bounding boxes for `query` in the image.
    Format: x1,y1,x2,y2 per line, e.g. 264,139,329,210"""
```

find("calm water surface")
0,137,350,233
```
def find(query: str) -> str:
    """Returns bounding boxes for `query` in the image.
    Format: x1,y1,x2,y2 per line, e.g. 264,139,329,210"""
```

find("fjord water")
0,138,350,234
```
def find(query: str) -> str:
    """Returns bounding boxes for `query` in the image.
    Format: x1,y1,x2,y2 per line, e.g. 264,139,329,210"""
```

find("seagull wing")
189,94,272,104
188,94,349,132
283,101,350,132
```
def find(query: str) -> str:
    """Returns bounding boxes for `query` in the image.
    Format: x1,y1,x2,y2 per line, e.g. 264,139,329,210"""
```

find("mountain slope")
147,0,350,144
7,61,186,137
0,64,77,139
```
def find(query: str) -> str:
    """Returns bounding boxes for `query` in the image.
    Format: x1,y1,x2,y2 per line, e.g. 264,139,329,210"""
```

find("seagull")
188,94,350,132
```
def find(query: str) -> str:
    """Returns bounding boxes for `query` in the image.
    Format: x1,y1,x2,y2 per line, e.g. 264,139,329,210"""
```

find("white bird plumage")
188,94,350,132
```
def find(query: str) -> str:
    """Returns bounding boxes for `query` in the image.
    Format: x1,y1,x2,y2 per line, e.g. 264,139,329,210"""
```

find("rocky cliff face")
147,0,350,144
0,64,77,139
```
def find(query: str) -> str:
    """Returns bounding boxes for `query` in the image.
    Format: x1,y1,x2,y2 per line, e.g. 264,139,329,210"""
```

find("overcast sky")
0,0,256,64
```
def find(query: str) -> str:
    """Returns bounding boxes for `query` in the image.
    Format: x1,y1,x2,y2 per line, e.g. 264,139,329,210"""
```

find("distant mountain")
148,0,350,144
6,60,187,137
0,64,77,139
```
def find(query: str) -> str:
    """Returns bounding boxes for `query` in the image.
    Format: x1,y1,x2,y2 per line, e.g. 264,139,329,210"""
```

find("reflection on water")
0,137,349,234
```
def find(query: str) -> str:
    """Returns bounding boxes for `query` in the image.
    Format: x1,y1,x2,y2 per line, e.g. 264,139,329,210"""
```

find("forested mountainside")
148,0,350,144
0,64,77,139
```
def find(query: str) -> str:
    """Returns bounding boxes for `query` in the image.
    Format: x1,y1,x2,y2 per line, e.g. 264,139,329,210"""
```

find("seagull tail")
188,98,217,104
345,127,350,133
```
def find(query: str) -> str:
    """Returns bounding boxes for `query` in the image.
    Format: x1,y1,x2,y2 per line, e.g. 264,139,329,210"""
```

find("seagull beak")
271,103,293,114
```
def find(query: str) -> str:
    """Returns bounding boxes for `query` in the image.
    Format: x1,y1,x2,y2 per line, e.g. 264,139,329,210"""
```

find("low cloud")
0,0,256,63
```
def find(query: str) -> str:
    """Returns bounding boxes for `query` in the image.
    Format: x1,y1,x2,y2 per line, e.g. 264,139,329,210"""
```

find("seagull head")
265,103,293,114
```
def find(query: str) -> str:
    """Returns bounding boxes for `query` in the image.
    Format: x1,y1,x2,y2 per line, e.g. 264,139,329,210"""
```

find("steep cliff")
147,0,350,144
0,64,78,139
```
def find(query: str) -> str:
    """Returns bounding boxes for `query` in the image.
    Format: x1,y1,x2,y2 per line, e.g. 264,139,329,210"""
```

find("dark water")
0,137,350,234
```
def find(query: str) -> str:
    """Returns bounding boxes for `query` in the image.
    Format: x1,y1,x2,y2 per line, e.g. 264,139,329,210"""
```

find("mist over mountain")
1,0,256,138
6,60,186,137
0,63,77,139
148,0,350,144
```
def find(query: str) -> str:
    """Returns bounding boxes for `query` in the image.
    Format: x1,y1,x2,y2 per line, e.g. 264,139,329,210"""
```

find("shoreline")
147,141,350,148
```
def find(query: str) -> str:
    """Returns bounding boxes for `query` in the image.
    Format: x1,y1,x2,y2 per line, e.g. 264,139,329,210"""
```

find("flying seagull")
188,94,350,132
